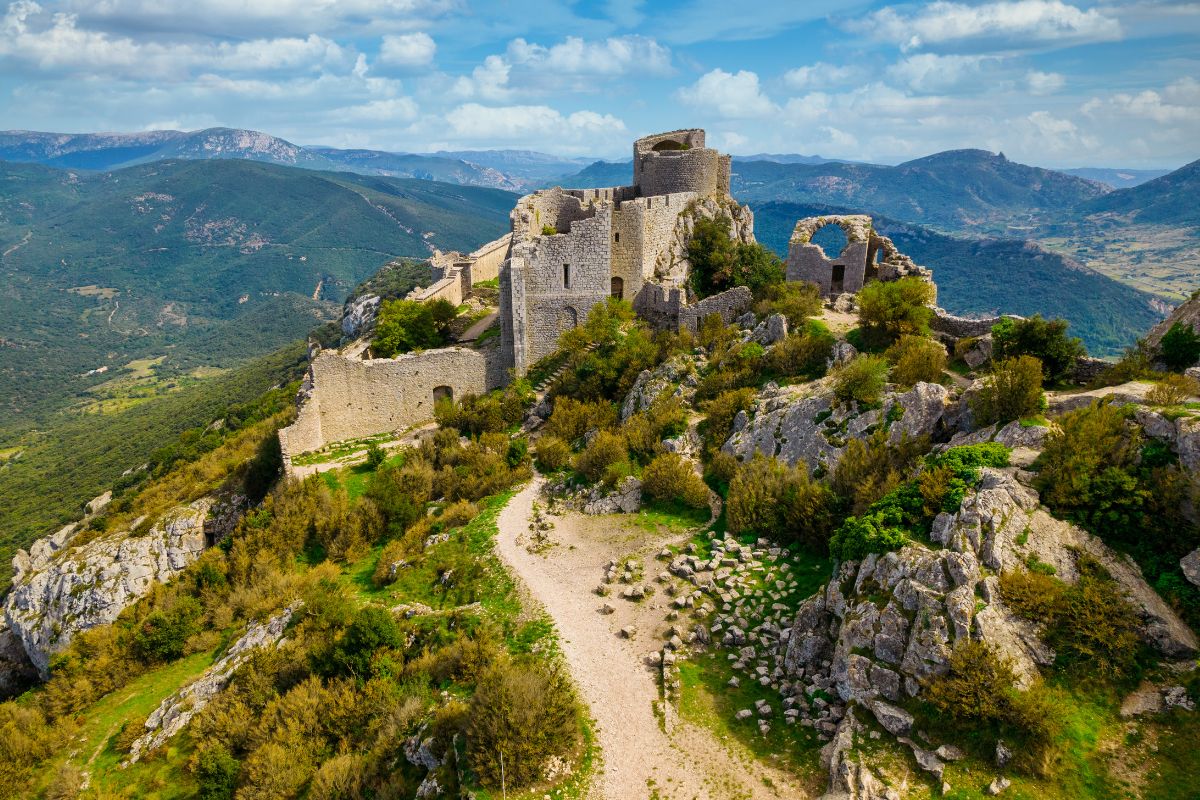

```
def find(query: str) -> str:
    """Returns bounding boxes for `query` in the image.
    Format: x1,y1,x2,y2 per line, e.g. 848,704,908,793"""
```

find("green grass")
319,449,405,500
33,650,216,799
290,431,398,466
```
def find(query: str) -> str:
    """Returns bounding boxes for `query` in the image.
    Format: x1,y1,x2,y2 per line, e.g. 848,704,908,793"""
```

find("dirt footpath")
495,478,811,800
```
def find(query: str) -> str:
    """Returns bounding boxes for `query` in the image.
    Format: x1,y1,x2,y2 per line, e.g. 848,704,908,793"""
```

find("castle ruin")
279,129,933,462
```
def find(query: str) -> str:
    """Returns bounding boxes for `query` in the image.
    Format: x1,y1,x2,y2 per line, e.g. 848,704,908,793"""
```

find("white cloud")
887,54,988,92
440,103,627,154
379,32,436,67
452,55,512,101
1025,69,1065,95
332,97,420,122
0,2,350,77
864,0,1122,52
1017,109,1098,155
1082,77,1200,125
505,35,671,76
677,69,778,119
782,62,861,90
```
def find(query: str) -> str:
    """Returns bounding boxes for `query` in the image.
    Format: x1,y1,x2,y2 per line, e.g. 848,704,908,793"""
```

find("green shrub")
1159,321,1200,371
698,388,758,459
195,743,241,800
1000,569,1066,621
833,354,890,406
886,335,946,388
687,214,784,297
622,397,688,464
534,436,571,471
328,606,404,679
574,430,628,484
372,298,457,357
543,397,618,446
830,429,929,516
1146,372,1200,406
467,658,579,789
541,224,557,236
1049,557,1143,683
991,314,1086,384
641,453,710,510
132,595,203,663
364,444,386,471
856,277,935,346
767,322,835,380
969,355,1044,425
727,454,834,551
753,281,822,327
924,641,1064,776
436,381,534,437
828,510,908,561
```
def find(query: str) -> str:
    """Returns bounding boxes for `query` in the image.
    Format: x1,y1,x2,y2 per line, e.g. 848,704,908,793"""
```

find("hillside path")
495,478,811,800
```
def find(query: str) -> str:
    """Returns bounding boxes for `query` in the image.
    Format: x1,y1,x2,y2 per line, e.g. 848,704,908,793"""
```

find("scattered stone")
598,603,615,615
736,709,753,721
619,626,637,639
995,740,1012,769
985,777,1011,796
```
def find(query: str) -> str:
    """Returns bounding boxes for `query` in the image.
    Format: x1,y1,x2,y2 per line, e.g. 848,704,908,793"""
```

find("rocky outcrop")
0,616,37,698
1135,408,1200,472
620,355,700,421
724,381,951,474
126,604,299,763
1147,291,1200,352
341,293,381,339
4,500,213,677
1045,381,1153,414
1183,549,1200,589
783,467,1196,744
655,196,755,285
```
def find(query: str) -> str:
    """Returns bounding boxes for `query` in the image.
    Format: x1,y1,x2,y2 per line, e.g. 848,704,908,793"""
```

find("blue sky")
1,0,1197,167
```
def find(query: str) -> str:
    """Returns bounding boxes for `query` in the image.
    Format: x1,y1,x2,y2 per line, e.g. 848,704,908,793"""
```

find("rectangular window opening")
563,263,571,289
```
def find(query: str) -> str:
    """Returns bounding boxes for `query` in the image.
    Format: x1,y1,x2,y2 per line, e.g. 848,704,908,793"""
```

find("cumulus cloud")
506,35,671,76
864,0,1123,51
1082,77,1200,125
782,62,862,90
886,54,989,92
379,32,436,66
441,103,627,154
332,96,420,122
677,69,778,118
1025,69,1065,95
452,55,512,101
0,2,350,77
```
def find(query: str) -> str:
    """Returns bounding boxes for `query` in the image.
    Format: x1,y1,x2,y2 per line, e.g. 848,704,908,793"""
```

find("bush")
1159,321,1200,371
371,539,408,587
574,430,628,484
1146,372,1200,406
969,355,1044,425
753,281,822,327
622,397,688,464
833,354,890,406
886,335,946,388
726,454,834,551
195,743,241,800
535,435,571,471
767,322,835,380
467,658,579,789
856,277,935,346
699,388,757,459
1000,569,1065,621
1049,558,1142,683
329,606,404,679
830,429,929,516
924,641,1064,776
543,397,617,446
687,214,784,297
828,511,908,561
364,444,386,471
991,315,1086,384
132,595,203,663
436,381,534,437
641,453,710,510
372,298,457,357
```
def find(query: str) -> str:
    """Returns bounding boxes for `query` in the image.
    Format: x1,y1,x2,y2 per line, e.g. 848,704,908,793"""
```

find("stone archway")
611,276,624,300
433,385,453,405
561,306,578,329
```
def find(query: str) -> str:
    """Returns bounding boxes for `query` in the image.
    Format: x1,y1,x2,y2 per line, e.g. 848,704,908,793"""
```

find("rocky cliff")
4,499,212,677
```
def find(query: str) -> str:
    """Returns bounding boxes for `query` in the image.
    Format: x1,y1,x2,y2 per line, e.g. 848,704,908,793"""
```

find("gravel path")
495,478,811,800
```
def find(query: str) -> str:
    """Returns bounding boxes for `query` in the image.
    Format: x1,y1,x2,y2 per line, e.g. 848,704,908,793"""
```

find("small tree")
886,335,947,388
991,314,1085,385
372,298,457,357
753,281,822,327
1146,372,1200,406
1159,321,1200,371
687,213,784,297
364,444,386,471
969,355,1044,425
833,354,890,406
856,277,935,346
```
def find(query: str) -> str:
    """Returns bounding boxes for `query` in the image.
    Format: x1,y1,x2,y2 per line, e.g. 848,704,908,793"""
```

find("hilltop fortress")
279,129,932,460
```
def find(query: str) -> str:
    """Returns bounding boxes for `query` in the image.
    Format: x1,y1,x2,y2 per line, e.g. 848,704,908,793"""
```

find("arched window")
433,385,453,405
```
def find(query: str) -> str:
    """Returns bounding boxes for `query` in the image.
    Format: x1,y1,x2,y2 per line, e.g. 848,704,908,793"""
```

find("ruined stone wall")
466,234,512,286
930,308,1011,339
278,347,503,456
408,274,463,305
512,188,597,241
632,283,687,330
610,191,698,300
678,286,754,332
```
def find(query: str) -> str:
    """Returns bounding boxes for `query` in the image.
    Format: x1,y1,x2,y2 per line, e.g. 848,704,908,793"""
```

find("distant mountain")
753,201,1163,356
0,158,515,434
0,128,530,190
1072,159,1200,226
425,149,593,183
737,153,859,165
1060,167,1172,189
556,150,1110,235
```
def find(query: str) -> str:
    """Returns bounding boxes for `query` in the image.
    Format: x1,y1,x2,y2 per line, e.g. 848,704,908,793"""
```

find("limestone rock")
126,604,298,762
582,476,642,514
1183,549,1200,589
752,313,789,346
341,293,381,338
0,616,37,699
5,499,213,677
620,356,696,421
985,777,1011,796
961,334,993,369
869,700,913,736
